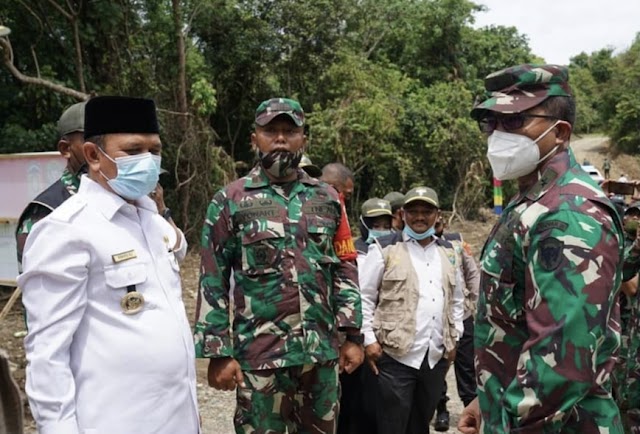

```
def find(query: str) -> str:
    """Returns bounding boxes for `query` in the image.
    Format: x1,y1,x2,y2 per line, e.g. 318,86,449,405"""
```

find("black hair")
85,135,105,148
538,96,576,127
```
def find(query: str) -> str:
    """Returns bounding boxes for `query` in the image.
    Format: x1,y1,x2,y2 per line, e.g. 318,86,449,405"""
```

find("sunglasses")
478,113,558,134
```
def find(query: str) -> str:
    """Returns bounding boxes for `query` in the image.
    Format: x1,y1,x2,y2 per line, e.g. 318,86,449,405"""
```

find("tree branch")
0,38,89,101
45,0,73,20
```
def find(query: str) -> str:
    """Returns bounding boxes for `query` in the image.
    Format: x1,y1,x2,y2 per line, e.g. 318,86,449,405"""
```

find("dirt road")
571,134,640,180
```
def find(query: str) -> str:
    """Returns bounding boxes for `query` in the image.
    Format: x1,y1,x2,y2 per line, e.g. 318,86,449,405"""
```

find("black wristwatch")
345,333,364,345
162,208,172,221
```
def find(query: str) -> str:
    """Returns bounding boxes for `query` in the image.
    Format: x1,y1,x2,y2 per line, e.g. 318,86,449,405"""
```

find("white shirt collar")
79,175,158,220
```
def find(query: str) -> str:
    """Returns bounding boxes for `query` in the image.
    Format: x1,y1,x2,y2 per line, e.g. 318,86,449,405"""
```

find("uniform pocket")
378,266,407,316
305,215,338,261
481,275,522,322
103,261,148,308
373,319,402,349
241,230,284,276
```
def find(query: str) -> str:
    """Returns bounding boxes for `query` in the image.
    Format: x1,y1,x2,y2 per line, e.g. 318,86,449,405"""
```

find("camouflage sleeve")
622,243,640,281
502,209,621,431
193,190,236,359
15,204,51,267
333,204,362,331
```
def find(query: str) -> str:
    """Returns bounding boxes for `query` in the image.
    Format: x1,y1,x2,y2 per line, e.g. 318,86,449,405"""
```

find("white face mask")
487,120,560,181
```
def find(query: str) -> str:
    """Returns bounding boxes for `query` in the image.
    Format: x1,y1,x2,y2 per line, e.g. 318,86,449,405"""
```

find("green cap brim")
364,209,393,217
404,196,439,208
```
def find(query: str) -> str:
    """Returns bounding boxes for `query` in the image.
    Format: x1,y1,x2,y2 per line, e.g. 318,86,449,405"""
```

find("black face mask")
258,149,303,179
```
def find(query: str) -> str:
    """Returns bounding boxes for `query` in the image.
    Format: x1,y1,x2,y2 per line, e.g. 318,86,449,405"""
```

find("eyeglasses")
478,113,558,134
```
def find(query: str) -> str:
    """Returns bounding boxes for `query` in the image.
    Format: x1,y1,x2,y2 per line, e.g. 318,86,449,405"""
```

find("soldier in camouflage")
15,102,86,269
458,64,624,434
194,97,364,434
616,202,640,432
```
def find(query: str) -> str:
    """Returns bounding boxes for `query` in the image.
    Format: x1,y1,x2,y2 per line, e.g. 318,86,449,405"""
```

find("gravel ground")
196,365,464,434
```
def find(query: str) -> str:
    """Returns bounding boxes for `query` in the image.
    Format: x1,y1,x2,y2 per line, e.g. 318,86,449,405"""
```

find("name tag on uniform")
111,250,137,263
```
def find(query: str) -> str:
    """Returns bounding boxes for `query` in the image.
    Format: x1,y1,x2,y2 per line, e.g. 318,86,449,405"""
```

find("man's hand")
339,341,364,374
458,397,481,434
446,347,457,364
364,342,383,375
207,357,245,391
149,182,166,213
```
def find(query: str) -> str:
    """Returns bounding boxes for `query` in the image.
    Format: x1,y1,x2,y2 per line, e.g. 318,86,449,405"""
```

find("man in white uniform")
18,96,199,434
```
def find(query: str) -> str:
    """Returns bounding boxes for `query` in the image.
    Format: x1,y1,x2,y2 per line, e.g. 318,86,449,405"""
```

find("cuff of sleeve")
174,230,187,262
364,331,377,347
39,417,80,434
336,313,363,330
199,335,233,359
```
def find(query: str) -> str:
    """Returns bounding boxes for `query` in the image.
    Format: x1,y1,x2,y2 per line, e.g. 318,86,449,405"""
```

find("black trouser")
374,351,449,434
338,365,375,434
438,316,477,409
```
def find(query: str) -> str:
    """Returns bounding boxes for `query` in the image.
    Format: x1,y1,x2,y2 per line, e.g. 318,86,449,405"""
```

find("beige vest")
373,240,459,359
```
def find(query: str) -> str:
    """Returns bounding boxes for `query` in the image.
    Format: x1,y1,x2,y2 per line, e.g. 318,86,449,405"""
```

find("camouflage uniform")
618,236,640,432
474,147,624,433
472,64,624,434
194,164,362,433
15,167,81,267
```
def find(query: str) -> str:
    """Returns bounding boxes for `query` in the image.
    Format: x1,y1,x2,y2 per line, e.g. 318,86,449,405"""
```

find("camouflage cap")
57,101,86,136
383,191,405,211
404,186,439,208
299,154,322,177
361,198,393,218
255,97,305,127
470,64,572,120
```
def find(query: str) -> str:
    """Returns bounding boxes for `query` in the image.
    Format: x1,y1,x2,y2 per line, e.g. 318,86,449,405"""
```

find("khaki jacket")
373,233,459,359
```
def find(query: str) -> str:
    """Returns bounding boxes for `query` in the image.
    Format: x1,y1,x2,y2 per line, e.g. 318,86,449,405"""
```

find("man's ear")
83,141,101,172
57,138,71,158
555,121,572,143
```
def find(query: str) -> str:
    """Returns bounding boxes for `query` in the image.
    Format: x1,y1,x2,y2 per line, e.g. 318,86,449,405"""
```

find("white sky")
472,0,640,65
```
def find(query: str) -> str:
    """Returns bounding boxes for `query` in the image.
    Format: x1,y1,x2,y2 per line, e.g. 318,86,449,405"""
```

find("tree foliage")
2,0,555,240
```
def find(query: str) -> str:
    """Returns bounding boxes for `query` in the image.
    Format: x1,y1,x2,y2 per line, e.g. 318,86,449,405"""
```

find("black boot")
434,410,450,432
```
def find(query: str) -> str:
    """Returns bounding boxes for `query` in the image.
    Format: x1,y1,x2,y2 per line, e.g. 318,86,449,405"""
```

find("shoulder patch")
539,237,564,271
534,219,568,234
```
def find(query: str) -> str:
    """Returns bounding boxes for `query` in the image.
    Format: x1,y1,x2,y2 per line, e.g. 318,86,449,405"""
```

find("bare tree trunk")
172,0,188,131
45,0,85,92
72,19,86,93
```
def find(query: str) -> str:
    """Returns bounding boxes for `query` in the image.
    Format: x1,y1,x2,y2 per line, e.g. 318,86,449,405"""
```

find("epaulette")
48,195,87,223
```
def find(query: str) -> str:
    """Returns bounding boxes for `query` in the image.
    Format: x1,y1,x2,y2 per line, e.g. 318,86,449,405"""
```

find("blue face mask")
99,148,161,200
403,224,435,241
366,229,393,244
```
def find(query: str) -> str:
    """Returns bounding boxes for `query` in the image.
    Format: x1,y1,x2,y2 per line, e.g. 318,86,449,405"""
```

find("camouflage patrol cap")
361,198,393,218
470,64,572,120
255,97,305,127
299,155,322,177
57,101,86,136
383,191,405,211
404,186,439,208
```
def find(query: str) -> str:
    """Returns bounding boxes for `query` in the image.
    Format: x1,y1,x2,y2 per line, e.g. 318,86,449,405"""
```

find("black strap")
126,285,137,293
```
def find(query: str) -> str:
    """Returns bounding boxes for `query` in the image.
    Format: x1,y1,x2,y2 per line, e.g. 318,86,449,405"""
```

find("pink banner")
0,152,66,220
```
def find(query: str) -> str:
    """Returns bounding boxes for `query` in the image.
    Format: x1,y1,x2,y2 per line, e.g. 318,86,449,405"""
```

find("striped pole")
493,178,503,215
